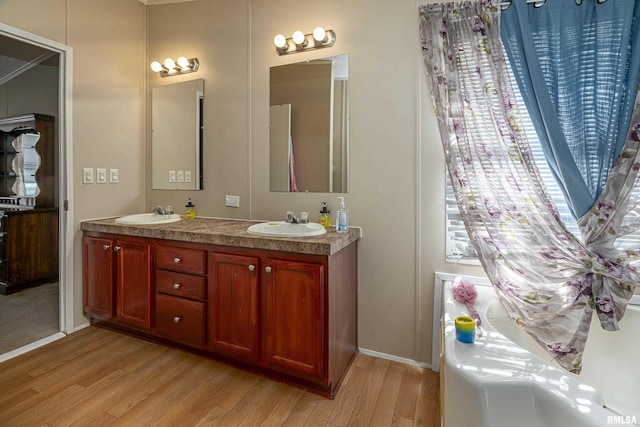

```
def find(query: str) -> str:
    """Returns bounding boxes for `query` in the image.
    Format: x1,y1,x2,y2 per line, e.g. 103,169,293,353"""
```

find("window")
445,62,580,264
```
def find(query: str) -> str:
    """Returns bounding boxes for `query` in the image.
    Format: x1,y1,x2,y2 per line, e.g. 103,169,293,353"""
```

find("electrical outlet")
185,171,192,183
225,195,240,208
83,168,94,184
169,170,176,183
177,170,184,183
109,168,119,183
96,168,107,184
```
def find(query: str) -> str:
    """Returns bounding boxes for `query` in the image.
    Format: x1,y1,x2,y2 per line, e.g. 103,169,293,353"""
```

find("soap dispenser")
319,202,331,229
184,198,196,220
336,197,349,233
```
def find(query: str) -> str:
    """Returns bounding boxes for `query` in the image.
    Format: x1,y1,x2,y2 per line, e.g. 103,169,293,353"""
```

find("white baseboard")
72,322,91,332
0,332,66,364
358,347,432,369
0,322,91,364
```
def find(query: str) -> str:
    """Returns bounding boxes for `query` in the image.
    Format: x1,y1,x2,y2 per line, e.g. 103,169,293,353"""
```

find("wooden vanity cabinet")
83,233,153,330
83,235,114,319
262,257,324,378
155,244,207,347
82,227,358,398
208,252,260,361
115,239,153,330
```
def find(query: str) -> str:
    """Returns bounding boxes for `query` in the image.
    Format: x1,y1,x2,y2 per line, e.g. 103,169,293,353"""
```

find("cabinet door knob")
265,266,272,273
173,257,181,264
248,264,255,272
114,246,121,252
173,283,181,290
102,244,110,251
173,316,182,323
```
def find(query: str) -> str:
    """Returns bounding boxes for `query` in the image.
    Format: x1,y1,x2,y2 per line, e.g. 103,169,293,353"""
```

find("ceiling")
0,35,58,87
1,0,200,84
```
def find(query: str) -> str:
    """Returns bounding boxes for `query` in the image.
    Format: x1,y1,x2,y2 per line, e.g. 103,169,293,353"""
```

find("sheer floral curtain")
419,0,640,373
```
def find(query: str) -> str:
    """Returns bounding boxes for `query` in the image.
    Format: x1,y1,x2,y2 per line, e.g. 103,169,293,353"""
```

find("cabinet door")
115,239,152,330
83,236,114,318
262,258,324,377
209,253,259,360
156,293,205,347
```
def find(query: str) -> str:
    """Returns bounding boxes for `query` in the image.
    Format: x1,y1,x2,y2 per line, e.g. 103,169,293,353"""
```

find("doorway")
0,23,72,361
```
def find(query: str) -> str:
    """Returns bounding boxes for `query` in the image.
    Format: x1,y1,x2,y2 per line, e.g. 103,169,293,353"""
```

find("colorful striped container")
455,315,476,343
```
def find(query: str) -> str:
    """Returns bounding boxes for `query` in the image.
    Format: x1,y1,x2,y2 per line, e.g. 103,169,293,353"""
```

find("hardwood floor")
0,327,440,426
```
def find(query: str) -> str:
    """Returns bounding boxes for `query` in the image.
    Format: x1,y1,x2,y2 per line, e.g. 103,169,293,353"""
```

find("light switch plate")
225,195,240,208
96,168,107,184
169,170,176,183
185,171,192,183
109,168,119,183
177,170,184,183
83,168,94,184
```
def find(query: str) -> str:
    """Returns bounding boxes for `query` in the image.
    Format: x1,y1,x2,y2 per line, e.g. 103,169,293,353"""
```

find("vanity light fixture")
274,27,336,56
149,56,199,78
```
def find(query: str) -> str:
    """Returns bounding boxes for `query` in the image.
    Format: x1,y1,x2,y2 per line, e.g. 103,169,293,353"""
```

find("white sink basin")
247,221,327,237
115,213,182,225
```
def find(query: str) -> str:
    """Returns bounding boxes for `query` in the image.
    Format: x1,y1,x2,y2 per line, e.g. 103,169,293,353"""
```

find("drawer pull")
173,257,181,264
265,266,272,273
173,283,181,290
102,244,110,251
114,246,121,252
248,264,255,272
173,316,182,324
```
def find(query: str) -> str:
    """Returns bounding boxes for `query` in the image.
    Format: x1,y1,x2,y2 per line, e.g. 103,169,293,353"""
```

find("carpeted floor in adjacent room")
0,282,59,354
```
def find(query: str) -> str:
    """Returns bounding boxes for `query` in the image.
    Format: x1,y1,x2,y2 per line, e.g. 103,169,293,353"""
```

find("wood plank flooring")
0,327,440,426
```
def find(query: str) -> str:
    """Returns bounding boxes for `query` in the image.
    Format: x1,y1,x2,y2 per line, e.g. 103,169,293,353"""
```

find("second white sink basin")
247,221,327,237
115,213,182,225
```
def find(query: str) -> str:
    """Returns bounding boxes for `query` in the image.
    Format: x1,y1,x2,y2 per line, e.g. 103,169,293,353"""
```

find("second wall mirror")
152,78,204,190
270,54,349,193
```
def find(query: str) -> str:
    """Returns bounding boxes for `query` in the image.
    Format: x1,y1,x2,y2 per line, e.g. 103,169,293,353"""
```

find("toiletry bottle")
319,202,331,229
184,198,196,220
336,197,349,233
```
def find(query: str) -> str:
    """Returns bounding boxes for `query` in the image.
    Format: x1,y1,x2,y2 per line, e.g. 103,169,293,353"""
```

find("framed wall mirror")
269,54,349,193
152,78,204,190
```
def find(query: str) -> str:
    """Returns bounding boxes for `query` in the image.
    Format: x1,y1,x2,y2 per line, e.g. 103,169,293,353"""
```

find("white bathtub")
434,272,639,427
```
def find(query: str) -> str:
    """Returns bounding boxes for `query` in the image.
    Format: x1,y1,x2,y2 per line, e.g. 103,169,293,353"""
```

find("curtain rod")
501,0,607,10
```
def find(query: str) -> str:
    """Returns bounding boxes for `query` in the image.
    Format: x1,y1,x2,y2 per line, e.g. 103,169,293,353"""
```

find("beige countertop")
80,217,360,256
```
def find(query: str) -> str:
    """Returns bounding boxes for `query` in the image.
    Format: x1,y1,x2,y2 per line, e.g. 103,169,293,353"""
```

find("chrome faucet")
285,211,308,224
152,205,173,215
285,211,299,224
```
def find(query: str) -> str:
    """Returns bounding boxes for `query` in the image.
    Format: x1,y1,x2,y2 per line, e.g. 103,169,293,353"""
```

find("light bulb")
292,30,306,45
313,27,327,42
177,56,190,68
163,58,176,70
273,34,288,49
150,61,163,72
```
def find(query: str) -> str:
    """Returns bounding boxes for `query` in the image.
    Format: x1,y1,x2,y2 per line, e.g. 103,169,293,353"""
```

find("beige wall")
1,0,148,330
135,0,478,364
248,0,483,364
3,0,485,366
146,0,251,218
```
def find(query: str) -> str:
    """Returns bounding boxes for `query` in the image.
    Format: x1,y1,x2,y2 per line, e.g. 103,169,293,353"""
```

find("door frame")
0,23,74,357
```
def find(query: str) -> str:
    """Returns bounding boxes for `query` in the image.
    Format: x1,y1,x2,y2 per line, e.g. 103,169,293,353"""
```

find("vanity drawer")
156,246,206,274
156,293,205,347
156,270,205,301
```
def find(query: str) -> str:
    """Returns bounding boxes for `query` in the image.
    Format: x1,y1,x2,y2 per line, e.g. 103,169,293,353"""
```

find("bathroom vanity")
81,217,359,398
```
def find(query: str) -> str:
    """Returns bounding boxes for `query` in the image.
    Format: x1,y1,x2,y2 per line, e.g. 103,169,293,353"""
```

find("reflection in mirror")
152,78,204,190
270,54,349,193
